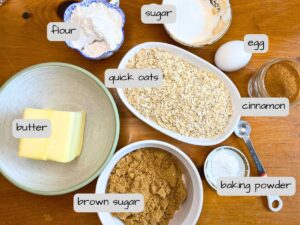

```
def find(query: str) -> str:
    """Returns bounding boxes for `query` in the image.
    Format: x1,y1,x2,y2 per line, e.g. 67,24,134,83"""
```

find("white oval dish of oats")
117,42,241,146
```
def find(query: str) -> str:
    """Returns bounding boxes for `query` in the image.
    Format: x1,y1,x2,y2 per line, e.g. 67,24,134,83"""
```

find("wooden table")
0,0,299,224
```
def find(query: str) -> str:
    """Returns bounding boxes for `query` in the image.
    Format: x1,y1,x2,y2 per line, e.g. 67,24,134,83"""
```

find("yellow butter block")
18,108,86,163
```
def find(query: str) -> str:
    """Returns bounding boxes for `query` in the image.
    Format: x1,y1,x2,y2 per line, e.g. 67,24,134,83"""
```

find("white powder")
164,0,231,46
68,2,123,57
210,149,246,186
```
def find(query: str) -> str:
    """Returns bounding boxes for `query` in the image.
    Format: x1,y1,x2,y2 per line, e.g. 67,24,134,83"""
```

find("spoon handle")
267,195,283,212
244,137,266,176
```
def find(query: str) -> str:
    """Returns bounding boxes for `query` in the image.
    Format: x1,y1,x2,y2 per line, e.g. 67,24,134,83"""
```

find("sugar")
164,0,231,46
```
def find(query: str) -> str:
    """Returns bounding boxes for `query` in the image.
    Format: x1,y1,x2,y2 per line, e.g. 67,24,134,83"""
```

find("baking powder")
210,150,246,186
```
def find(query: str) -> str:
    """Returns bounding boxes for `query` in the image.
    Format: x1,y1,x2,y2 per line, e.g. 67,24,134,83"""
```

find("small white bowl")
117,42,241,146
96,140,203,225
204,146,250,190
163,0,232,47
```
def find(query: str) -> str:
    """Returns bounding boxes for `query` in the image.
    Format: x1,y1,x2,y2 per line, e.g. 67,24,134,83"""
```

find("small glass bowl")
248,58,300,107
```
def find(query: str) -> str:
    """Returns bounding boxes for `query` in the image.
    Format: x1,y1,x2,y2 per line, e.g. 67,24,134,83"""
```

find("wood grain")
0,0,299,225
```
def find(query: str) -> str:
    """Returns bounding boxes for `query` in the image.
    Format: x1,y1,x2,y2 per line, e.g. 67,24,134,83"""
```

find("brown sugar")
107,148,187,225
264,61,300,102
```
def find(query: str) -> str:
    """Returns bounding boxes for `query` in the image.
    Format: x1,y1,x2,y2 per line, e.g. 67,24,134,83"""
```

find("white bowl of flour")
64,0,125,60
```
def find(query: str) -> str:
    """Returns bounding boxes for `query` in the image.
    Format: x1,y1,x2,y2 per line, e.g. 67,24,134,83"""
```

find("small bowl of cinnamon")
248,58,300,106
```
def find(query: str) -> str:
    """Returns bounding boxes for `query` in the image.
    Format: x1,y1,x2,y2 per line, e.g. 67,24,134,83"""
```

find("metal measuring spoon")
234,120,283,212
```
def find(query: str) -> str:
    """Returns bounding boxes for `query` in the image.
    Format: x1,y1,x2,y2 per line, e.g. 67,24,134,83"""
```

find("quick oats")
124,48,233,139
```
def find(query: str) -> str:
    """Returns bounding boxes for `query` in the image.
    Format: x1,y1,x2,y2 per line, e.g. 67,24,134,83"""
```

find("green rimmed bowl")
0,63,120,195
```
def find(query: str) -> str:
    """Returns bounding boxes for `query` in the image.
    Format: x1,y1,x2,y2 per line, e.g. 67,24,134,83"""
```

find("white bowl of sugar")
163,0,232,47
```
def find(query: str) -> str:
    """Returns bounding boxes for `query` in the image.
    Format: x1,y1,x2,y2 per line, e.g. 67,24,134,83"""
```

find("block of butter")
19,108,86,163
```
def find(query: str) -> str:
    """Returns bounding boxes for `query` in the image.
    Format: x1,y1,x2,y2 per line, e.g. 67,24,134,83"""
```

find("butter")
19,108,86,163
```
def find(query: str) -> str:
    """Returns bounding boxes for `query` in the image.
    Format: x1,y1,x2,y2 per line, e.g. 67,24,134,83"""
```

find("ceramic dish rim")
203,145,250,190
96,139,203,225
0,62,120,195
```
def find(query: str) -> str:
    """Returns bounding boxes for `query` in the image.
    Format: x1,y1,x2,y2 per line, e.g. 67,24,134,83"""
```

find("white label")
244,34,269,53
141,4,176,24
105,69,163,88
47,22,80,41
73,194,144,213
12,119,51,138
217,177,296,196
237,98,289,116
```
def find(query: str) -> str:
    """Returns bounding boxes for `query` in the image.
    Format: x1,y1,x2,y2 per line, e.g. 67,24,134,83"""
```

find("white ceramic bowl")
0,63,120,195
117,42,241,146
162,0,232,47
96,140,203,225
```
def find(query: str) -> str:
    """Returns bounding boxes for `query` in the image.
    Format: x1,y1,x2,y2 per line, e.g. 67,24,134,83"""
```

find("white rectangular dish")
117,42,241,146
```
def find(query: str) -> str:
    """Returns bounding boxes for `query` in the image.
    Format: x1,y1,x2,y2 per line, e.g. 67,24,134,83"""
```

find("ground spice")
107,148,187,225
264,61,300,102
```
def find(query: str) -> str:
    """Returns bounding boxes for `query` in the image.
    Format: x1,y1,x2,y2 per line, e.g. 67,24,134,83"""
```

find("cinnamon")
264,61,300,103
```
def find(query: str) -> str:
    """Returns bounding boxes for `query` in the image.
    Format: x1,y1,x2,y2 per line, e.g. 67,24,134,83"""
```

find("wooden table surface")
0,0,299,224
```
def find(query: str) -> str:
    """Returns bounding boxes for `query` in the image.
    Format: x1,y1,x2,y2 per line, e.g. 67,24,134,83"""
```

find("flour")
210,149,246,186
68,2,123,57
